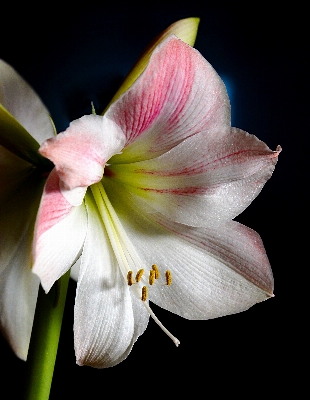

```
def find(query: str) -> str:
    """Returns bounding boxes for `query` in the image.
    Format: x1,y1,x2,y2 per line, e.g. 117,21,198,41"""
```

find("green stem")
24,270,70,400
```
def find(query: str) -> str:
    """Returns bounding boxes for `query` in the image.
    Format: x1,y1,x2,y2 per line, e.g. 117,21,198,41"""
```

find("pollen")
149,269,156,285
141,286,148,301
152,264,160,279
135,269,144,282
127,270,133,286
165,270,172,286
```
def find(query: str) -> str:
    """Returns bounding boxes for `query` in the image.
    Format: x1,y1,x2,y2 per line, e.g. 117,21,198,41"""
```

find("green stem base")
24,270,70,400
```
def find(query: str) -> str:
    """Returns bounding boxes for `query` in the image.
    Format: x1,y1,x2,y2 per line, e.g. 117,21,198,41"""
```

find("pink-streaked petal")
32,169,87,292
74,193,149,368
0,59,55,144
107,36,230,163
33,169,73,239
148,217,274,319
106,18,200,108
103,178,274,320
107,128,281,226
39,115,126,204
152,213,274,294
0,172,43,360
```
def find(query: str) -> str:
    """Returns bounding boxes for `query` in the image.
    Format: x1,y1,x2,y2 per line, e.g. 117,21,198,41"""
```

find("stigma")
127,265,180,347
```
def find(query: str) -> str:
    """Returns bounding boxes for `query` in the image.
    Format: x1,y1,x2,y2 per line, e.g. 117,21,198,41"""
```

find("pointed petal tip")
75,358,83,367
15,352,27,362
262,289,274,300
2,330,29,362
275,145,282,154
31,267,53,293
165,17,200,47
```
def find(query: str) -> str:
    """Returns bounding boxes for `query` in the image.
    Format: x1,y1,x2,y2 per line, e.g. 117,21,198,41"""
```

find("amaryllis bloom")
33,35,280,368
0,17,197,362
0,59,54,360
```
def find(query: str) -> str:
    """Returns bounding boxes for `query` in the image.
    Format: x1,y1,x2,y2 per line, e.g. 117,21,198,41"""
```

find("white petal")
0,172,43,360
103,178,273,320
32,172,88,293
70,258,81,282
108,128,280,226
74,193,149,368
0,59,55,144
0,246,39,361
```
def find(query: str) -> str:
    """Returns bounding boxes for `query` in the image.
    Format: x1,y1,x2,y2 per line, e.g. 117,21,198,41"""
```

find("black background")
1,1,306,398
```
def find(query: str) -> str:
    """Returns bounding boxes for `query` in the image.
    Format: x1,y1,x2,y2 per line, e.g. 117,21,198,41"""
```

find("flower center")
90,181,180,347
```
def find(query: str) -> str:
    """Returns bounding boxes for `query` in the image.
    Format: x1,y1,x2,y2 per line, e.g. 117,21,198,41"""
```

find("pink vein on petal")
35,169,73,239
141,186,209,195
154,216,274,293
133,149,280,177
109,38,194,145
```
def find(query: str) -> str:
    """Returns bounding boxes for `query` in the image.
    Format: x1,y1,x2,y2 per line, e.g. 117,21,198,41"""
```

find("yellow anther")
141,286,148,301
135,269,144,282
165,270,172,286
149,269,155,285
152,264,160,279
127,271,133,286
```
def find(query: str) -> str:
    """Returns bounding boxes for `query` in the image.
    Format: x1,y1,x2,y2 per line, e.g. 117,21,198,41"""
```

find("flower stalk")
24,270,70,400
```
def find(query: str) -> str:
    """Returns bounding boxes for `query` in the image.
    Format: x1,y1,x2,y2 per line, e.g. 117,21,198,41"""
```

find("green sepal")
0,104,52,169
102,17,200,112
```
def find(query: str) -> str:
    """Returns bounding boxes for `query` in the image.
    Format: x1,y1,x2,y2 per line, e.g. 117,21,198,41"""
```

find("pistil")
142,300,180,347
128,267,180,347
91,182,145,278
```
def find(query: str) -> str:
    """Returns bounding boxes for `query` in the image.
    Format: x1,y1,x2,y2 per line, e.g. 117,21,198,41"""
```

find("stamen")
141,286,148,301
152,264,160,279
127,271,133,286
165,270,172,285
135,269,144,282
149,269,156,285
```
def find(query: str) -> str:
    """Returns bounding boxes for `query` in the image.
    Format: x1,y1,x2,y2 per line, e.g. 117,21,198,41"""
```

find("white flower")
32,36,281,368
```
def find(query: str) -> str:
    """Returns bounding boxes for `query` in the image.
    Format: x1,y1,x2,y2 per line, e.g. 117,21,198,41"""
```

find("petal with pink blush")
108,36,230,164
33,169,74,239
108,128,281,226
39,115,126,199
146,217,274,319
32,169,87,292
100,181,274,320
107,18,200,107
